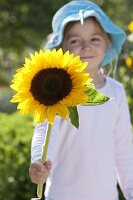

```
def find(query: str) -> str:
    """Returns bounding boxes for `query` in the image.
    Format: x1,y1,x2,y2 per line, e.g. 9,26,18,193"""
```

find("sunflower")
10,48,92,124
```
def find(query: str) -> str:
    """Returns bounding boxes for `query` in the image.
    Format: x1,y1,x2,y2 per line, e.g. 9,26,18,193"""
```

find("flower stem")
37,123,52,199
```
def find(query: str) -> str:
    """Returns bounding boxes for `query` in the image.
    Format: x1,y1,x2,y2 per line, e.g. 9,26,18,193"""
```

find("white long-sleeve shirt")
31,77,133,200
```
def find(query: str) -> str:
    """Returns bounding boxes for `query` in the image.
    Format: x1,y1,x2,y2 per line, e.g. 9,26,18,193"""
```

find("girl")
29,1,133,200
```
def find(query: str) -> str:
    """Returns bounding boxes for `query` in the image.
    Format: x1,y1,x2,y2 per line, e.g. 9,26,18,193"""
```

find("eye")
91,37,101,42
66,37,81,47
69,39,80,45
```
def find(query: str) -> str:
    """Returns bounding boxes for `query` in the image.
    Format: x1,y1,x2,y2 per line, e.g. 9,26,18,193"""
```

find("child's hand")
29,160,52,184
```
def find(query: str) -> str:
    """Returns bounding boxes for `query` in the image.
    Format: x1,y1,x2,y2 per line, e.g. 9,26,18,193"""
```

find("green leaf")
68,106,79,129
85,88,110,106
86,83,95,89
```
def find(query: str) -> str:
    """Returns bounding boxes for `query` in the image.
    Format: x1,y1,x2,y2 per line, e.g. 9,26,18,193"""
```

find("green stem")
37,123,52,199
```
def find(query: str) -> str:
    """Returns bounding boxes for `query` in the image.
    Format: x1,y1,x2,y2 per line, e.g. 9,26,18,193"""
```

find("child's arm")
29,121,51,184
31,117,61,163
115,86,133,200
29,116,61,184
31,121,48,163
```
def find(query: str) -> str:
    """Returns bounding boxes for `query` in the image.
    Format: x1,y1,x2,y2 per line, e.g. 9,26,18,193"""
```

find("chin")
85,65,99,73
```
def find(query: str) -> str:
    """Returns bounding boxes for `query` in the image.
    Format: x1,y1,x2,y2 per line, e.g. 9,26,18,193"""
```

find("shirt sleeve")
115,86,133,200
31,116,61,163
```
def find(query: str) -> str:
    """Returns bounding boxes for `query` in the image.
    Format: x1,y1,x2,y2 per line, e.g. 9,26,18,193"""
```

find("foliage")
0,0,132,52
117,21,133,126
0,0,132,83
0,1,132,200
0,112,36,200
117,65,133,125
0,87,17,113
0,111,127,200
118,185,126,200
0,68,11,85
0,0,70,52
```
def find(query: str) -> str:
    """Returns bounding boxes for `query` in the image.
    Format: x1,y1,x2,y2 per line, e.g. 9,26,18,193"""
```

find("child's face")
61,18,109,73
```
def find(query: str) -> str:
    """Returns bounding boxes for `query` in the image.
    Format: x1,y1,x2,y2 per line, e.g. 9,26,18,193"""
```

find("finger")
44,160,52,170
30,163,44,173
31,172,49,184
31,177,45,184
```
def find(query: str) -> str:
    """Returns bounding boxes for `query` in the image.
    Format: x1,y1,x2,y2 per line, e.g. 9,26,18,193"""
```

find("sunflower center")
30,68,72,105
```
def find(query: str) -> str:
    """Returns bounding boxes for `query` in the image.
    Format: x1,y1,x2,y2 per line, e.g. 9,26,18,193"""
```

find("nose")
81,41,92,50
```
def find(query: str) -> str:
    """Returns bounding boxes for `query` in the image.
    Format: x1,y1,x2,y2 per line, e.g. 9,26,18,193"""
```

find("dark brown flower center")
30,68,72,105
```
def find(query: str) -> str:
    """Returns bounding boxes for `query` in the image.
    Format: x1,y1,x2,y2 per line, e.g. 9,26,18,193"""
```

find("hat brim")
46,2,126,68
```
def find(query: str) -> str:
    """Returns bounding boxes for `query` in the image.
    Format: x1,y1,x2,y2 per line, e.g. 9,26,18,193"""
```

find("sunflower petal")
45,106,56,124
10,48,110,125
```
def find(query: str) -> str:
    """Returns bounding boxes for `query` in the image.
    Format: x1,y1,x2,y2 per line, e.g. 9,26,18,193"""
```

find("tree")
0,0,132,52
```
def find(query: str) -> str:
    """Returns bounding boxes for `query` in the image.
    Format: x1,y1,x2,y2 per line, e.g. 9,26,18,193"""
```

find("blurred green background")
0,0,133,199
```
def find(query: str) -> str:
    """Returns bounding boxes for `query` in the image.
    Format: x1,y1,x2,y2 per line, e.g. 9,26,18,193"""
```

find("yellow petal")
10,48,93,124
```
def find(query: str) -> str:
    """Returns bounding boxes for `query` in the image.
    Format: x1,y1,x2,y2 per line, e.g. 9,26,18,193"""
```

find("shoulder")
106,76,123,90
106,76,125,95
104,76,127,105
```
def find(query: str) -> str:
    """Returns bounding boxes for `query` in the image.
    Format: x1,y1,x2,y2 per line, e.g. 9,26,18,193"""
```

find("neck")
89,71,106,89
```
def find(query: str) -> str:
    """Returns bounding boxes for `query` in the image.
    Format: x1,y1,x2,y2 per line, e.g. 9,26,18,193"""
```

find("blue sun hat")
46,0,126,68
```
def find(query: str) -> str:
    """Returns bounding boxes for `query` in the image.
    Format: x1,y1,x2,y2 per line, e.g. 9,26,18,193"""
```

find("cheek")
100,47,106,56
68,47,81,56
98,49,106,64
98,44,107,57
95,42,107,51
102,45,107,53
